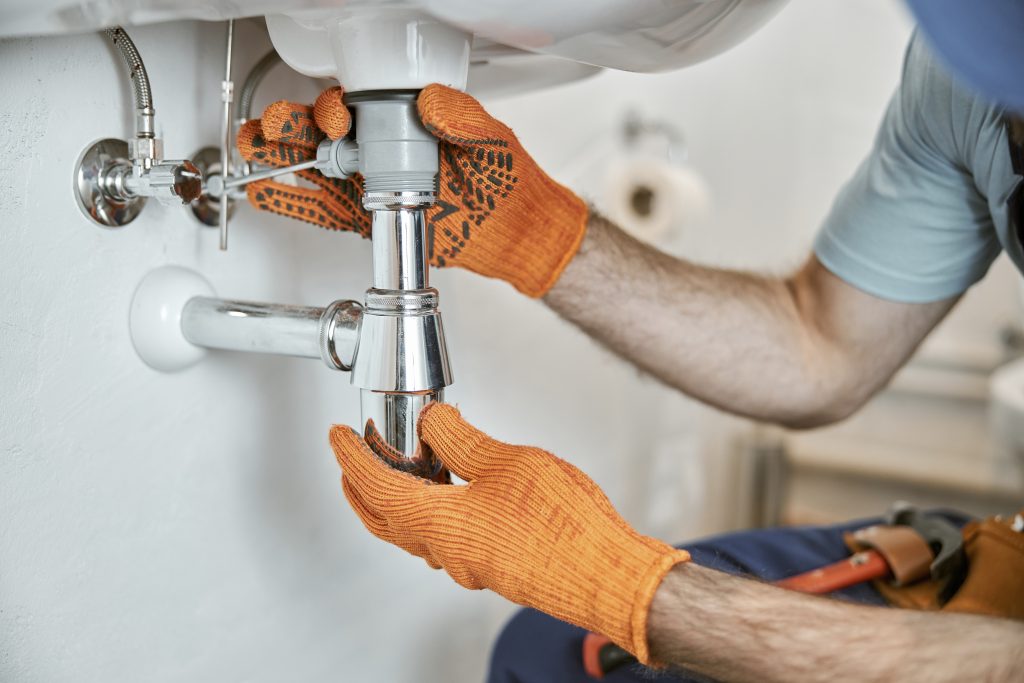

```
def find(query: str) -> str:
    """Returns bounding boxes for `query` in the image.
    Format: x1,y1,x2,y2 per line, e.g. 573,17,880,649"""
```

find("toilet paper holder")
600,112,711,245
622,110,688,165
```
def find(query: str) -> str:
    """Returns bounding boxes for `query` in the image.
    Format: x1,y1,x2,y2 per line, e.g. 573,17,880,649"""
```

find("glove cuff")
629,548,691,664
463,185,588,298
537,195,589,297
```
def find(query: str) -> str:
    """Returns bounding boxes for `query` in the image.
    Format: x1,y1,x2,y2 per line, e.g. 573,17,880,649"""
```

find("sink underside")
2,0,788,74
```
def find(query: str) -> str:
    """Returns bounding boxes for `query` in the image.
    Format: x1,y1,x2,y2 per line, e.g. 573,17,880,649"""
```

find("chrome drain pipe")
181,297,362,371
352,205,452,469
130,91,453,475
346,90,454,471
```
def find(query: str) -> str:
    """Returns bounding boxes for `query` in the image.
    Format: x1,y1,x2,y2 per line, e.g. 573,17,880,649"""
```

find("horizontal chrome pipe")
181,297,362,370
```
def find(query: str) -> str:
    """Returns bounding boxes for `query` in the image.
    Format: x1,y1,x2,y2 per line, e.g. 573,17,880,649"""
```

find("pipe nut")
362,191,435,211
364,288,439,313
317,137,360,179
128,137,162,163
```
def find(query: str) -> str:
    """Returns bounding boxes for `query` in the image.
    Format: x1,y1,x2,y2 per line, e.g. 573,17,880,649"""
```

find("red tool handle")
775,549,890,594
583,632,612,679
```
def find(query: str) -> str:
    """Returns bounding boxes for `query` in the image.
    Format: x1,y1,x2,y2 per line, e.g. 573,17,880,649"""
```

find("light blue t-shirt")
814,32,1024,303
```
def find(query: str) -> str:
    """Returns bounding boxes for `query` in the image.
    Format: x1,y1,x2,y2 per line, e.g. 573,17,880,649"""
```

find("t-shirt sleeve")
813,33,1003,303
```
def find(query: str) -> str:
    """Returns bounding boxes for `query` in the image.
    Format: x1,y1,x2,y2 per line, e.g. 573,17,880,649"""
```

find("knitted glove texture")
237,85,587,297
330,403,690,663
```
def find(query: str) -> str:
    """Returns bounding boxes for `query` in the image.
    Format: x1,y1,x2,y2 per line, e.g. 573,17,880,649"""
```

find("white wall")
2,3,1017,682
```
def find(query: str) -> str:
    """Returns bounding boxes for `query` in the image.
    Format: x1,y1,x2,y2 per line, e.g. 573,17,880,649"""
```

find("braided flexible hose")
102,26,152,136
238,49,282,121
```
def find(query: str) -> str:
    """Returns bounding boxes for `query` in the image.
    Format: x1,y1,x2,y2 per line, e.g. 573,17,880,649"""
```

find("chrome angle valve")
74,26,203,228
75,136,203,227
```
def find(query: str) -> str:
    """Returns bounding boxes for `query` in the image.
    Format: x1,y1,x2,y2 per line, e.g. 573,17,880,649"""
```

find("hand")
330,403,690,663
236,87,369,236
238,85,588,297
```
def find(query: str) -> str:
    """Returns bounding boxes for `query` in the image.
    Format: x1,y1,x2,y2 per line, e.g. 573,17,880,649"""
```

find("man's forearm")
544,212,955,427
544,212,844,425
648,563,1024,682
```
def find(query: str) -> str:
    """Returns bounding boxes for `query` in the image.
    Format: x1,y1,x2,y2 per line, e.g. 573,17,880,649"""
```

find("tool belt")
845,509,1024,620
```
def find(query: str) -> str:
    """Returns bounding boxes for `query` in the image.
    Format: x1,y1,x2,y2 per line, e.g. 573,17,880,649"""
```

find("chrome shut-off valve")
74,26,202,228
75,138,203,228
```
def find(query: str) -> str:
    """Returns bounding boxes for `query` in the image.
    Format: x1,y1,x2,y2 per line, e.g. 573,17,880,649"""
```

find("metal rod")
224,159,317,190
219,19,235,251
181,296,361,370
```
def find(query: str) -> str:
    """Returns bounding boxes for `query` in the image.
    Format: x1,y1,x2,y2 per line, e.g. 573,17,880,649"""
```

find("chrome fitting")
179,296,362,371
97,154,202,205
128,136,162,168
362,191,435,212
320,299,363,372
141,160,204,204
351,288,452,394
136,106,156,139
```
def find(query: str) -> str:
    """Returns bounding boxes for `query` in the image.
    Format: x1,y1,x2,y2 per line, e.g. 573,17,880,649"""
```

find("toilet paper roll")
602,156,711,244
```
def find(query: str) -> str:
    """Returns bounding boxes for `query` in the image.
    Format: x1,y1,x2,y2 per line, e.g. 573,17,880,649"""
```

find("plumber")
237,1,1024,680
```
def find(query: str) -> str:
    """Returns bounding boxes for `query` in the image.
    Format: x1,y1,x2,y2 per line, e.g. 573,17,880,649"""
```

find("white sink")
1,0,788,96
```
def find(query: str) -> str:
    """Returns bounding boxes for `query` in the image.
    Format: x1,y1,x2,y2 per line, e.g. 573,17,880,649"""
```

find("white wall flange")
129,266,214,372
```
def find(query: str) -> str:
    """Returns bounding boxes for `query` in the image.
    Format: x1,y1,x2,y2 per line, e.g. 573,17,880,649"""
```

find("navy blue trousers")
486,513,971,683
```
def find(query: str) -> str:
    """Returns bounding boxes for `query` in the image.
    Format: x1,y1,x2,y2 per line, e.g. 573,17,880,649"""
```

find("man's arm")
334,404,1024,681
545,213,959,428
649,563,1024,682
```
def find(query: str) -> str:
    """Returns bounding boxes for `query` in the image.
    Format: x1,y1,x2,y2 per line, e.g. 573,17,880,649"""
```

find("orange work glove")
236,87,369,236
237,85,588,298
330,403,690,664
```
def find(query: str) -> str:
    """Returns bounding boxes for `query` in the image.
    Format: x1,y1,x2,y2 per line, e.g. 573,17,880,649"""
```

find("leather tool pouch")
845,510,1024,620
